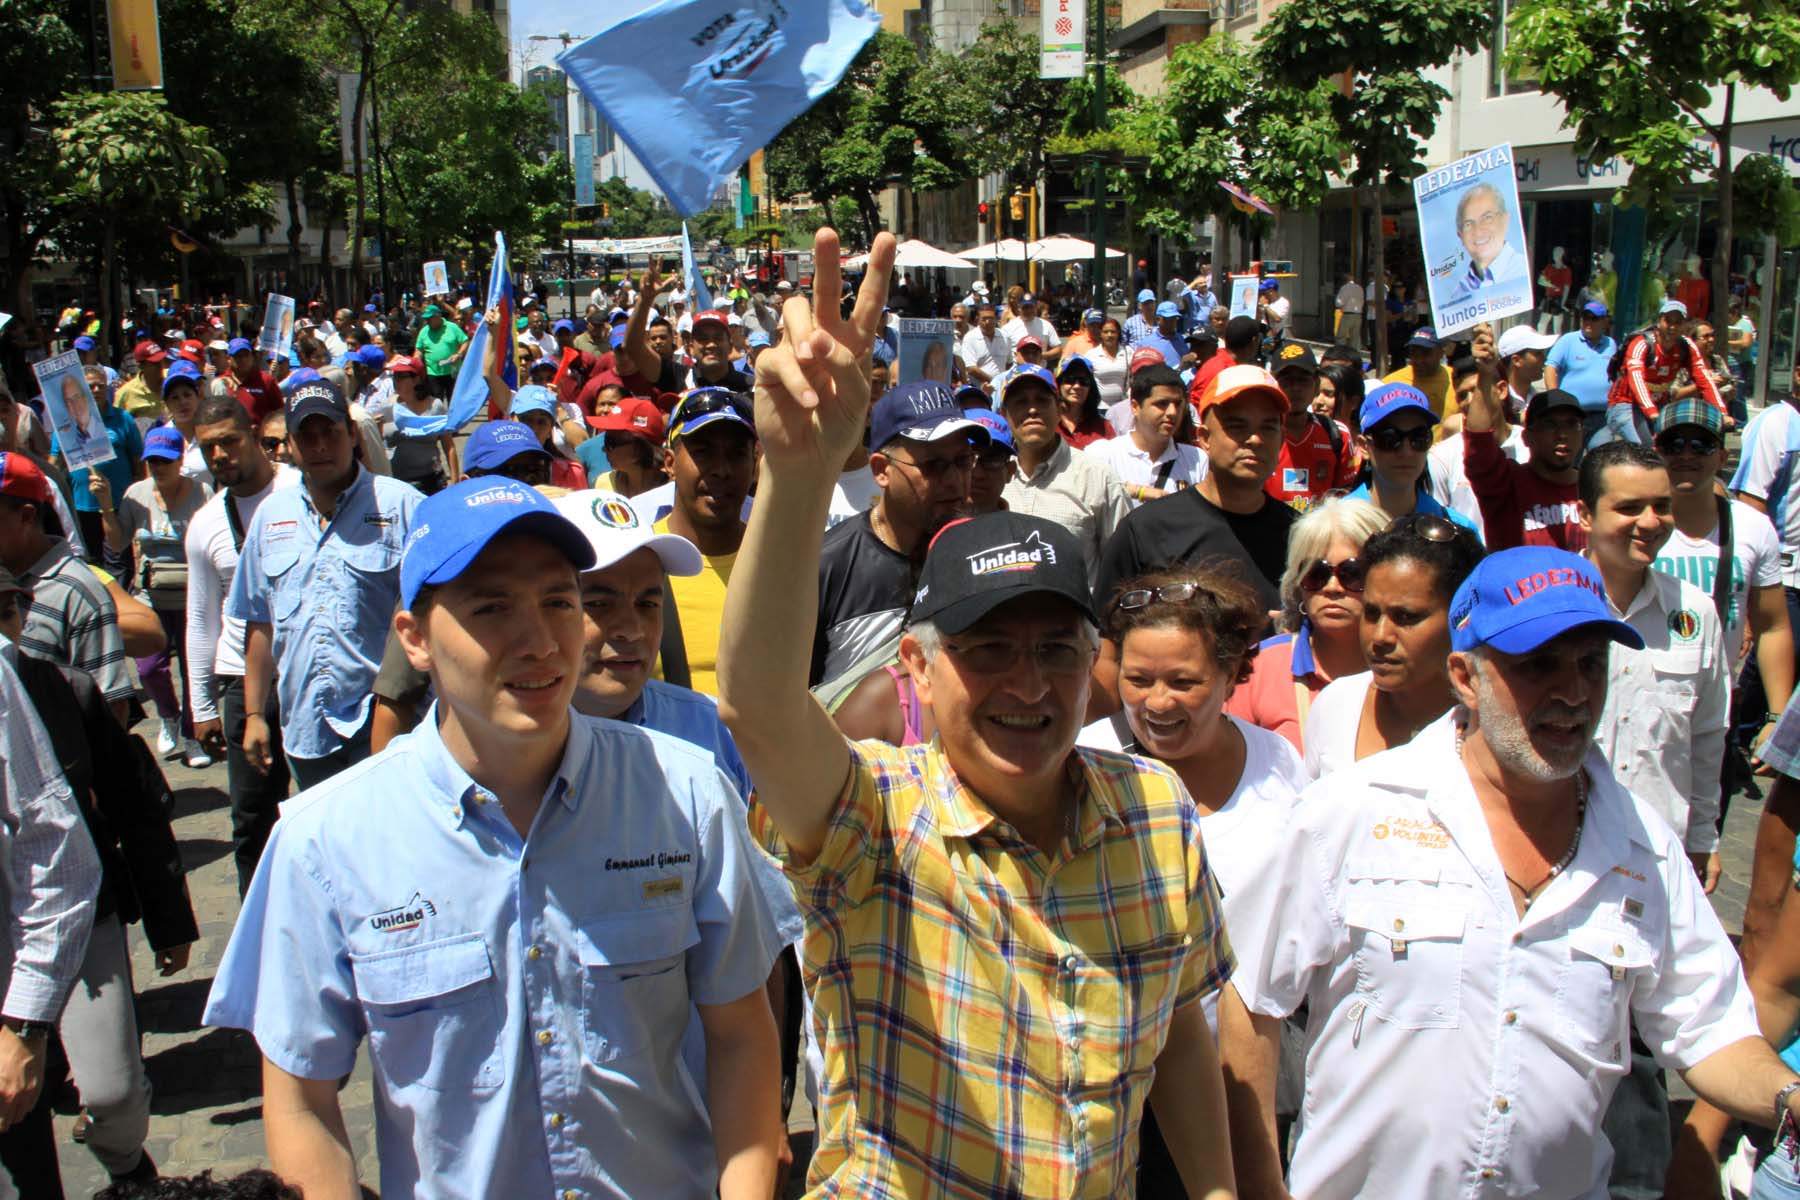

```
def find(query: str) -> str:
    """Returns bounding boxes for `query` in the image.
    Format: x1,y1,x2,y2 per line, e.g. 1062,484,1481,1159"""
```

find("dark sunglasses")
669,387,752,429
1300,557,1367,594
260,437,285,452
1656,432,1720,457
1368,425,1434,453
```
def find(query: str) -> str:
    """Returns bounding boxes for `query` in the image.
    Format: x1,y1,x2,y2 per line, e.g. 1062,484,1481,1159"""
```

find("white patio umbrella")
1029,235,1127,263
844,238,978,271
956,238,1033,262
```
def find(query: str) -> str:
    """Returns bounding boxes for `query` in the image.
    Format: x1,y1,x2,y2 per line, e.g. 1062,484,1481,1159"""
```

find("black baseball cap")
1270,340,1318,376
1523,387,1583,425
285,374,350,428
910,512,1096,634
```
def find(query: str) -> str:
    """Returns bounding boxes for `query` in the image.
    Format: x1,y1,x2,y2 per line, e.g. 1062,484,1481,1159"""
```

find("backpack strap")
1712,493,1735,624
657,575,692,690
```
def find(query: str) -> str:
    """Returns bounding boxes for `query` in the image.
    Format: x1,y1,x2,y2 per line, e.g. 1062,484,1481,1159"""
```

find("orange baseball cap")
1198,364,1289,418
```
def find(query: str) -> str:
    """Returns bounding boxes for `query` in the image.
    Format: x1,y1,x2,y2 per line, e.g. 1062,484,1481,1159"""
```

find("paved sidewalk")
51,721,1771,1196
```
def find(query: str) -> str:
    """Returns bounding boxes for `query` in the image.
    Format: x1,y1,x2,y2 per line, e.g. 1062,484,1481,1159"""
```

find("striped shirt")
17,538,133,703
1002,441,1132,591
753,739,1232,1198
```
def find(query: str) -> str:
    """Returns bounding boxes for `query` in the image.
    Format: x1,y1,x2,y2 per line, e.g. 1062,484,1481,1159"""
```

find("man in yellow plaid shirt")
718,229,1238,1199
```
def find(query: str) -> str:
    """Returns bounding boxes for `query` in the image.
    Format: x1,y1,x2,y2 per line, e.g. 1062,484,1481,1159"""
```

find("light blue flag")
558,0,881,217
399,231,515,437
681,223,715,314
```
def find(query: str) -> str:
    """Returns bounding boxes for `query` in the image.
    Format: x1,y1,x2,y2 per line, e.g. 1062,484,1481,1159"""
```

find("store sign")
1513,120,1800,194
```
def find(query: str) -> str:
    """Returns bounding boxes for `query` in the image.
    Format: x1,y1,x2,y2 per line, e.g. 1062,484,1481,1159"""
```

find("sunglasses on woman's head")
1368,425,1434,453
1300,557,1366,594
1112,582,1200,613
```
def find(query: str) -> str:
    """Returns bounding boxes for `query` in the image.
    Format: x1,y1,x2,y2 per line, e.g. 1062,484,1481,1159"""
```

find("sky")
507,0,659,81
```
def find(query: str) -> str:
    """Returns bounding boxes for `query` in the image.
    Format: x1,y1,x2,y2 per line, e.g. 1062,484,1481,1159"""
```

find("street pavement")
49,710,1771,1196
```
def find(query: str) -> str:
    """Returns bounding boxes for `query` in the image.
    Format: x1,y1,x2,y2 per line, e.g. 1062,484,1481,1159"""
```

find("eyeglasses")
1112,582,1200,612
942,637,1089,676
1299,557,1366,594
885,449,976,481
1401,513,1463,543
260,437,285,452
974,447,1014,469
1368,425,1434,453
1656,432,1721,456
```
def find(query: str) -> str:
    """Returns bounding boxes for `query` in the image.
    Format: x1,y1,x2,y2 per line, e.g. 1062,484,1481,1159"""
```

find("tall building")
524,65,569,161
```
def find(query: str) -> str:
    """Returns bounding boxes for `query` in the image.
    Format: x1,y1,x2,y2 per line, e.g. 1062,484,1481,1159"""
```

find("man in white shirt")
999,292,1062,368
1257,279,1290,338
1083,363,1206,506
182,394,300,896
1334,274,1364,348
958,301,1011,391
1217,546,1795,1200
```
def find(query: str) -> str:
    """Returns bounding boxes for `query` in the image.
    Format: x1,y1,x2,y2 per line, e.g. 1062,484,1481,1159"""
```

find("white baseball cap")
1495,324,1556,359
551,491,702,576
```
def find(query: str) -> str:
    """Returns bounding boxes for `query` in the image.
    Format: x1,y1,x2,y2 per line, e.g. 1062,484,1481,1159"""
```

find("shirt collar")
920,741,1125,851
1583,554,1670,620
1289,621,1318,677
20,537,74,589
1015,438,1071,483
410,702,591,827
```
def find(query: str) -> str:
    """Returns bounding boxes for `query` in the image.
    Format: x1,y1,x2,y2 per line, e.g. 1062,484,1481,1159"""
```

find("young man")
1134,302,1187,370
113,340,168,421
958,301,1011,391
1429,355,1524,540
205,478,785,1200
1000,292,1062,368
1464,363,1585,551
1256,278,1290,338
622,263,702,398
1544,300,1617,444
228,376,422,788
1381,326,1451,418
184,394,299,895
1219,546,1790,1200
1652,399,1792,760
1083,363,1207,506
653,388,759,696
997,364,1130,589
413,304,468,401
1267,341,1357,510
717,230,1237,1198
810,382,987,691
1607,299,1724,446
1187,315,1261,409
1494,323,1557,420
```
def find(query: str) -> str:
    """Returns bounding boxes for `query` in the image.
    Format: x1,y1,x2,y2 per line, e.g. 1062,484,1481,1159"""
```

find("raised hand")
642,258,678,297
751,228,895,479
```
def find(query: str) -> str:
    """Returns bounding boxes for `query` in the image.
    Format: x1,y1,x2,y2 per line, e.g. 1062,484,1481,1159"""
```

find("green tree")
52,92,228,359
1257,0,1491,366
0,0,85,313
948,21,1066,197
1505,0,1800,333
1735,155,1800,246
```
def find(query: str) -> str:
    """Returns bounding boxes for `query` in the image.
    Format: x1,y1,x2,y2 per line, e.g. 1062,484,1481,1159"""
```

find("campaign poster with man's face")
898,318,955,386
423,261,449,296
1415,143,1534,334
259,293,296,359
33,351,113,470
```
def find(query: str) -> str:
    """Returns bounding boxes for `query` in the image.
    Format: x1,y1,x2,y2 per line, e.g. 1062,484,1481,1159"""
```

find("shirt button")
1480,1168,1497,1180
1503,1011,1518,1025
450,807,462,820
549,1113,564,1129
528,946,542,960
1063,955,1078,973
1495,1096,1510,1113
1392,917,1406,933
537,1030,553,1046
563,1191,579,1200
1612,943,1625,957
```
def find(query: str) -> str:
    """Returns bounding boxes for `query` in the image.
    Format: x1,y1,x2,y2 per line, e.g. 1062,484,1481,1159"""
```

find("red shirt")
1464,428,1584,551
549,457,587,490
233,370,282,422
1059,413,1112,450
1265,416,1357,509
1188,348,1236,405
1608,333,1722,419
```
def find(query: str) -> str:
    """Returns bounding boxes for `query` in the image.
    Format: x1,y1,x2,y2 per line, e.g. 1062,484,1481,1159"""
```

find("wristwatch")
0,1017,50,1042
1776,1079,1800,1136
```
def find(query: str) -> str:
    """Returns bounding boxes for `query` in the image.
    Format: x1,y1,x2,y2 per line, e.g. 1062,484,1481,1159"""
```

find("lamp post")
529,32,589,319
1089,0,1108,312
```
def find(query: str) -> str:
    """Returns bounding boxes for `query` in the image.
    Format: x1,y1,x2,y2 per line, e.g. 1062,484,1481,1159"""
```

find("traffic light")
601,203,611,218
1009,193,1025,222
978,201,989,225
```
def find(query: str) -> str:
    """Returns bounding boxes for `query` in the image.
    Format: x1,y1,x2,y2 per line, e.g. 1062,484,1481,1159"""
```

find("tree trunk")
100,216,118,366
348,46,371,299
285,175,304,279
1710,85,1735,338
1370,180,1387,373
1349,186,1364,294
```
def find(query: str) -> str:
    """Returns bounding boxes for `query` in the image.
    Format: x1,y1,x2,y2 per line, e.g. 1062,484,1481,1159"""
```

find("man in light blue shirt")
1136,302,1189,369
205,478,785,1200
1545,300,1618,445
227,375,422,788
1122,288,1159,346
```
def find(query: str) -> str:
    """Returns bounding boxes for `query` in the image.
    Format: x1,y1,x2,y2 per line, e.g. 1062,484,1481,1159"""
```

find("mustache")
1533,703,1593,725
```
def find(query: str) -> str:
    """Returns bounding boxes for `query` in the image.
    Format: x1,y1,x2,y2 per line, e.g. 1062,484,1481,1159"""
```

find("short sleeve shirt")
17,539,133,703
1652,499,1782,665
1267,418,1358,509
415,322,468,377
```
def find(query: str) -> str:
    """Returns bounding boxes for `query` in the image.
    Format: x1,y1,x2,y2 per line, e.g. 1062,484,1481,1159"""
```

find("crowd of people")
5,223,1800,1199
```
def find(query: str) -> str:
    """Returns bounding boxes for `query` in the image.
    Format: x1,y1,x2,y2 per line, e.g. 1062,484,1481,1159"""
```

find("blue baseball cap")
609,327,627,350
400,477,596,610
1406,327,1440,349
464,420,550,471
1019,292,1037,306
553,319,576,334
1449,547,1644,655
962,407,1014,453
363,303,379,313
1660,299,1689,318
1136,289,1155,304
161,361,204,396
142,425,184,462
227,337,253,355
285,374,350,427
1082,308,1104,326
1154,301,1181,319
1001,363,1057,399
1581,300,1609,318
1259,278,1280,292
529,356,560,374
354,344,387,370
509,384,557,419
73,335,96,352
1057,354,1096,381
870,382,989,453
668,387,755,443
1359,382,1439,431
747,331,771,349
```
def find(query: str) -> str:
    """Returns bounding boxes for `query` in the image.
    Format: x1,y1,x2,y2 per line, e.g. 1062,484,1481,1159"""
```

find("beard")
1470,665,1592,783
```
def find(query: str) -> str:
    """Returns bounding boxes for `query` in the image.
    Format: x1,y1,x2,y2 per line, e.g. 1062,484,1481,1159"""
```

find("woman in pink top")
1224,496,1386,750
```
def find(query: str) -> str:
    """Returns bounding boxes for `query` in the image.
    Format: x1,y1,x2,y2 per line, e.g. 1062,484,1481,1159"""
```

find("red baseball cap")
1129,347,1167,374
691,310,729,331
132,340,169,365
386,355,422,376
1015,335,1044,352
0,453,53,505
177,339,206,365
587,396,667,441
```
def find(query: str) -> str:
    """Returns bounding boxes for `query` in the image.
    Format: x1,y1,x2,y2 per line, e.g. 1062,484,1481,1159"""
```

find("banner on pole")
106,0,164,90
1039,0,1085,79
572,133,596,207
1414,143,1534,335
401,232,514,437
35,352,114,471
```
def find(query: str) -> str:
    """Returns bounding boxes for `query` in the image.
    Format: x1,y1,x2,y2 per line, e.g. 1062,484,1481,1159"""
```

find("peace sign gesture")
752,227,896,480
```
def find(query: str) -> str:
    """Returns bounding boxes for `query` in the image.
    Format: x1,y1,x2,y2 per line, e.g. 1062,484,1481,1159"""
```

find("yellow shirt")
114,375,164,420
1382,364,1453,439
751,739,1232,1198
654,516,732,697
